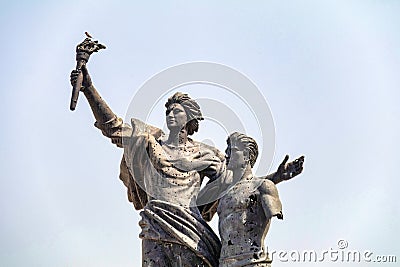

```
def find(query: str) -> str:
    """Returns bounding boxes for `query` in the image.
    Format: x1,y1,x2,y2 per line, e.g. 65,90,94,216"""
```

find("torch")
70,33,106,111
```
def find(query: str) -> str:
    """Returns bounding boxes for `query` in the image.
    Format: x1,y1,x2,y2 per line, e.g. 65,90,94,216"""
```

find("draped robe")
96,117,226,266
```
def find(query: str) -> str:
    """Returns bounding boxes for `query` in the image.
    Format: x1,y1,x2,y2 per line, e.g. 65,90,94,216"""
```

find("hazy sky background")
1,1,399,266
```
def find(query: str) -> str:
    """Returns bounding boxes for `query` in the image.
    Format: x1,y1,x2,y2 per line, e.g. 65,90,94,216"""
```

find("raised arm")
70,65,131,147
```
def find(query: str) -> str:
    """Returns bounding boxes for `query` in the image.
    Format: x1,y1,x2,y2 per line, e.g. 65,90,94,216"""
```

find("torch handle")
70,60,86,111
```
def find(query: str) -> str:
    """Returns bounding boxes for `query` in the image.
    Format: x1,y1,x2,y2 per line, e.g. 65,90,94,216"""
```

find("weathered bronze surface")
69,35,304,267
216,133,304,267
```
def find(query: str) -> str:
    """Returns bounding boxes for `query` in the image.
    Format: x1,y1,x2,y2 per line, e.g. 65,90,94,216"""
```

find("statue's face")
225,140,247,170
166,103,188,131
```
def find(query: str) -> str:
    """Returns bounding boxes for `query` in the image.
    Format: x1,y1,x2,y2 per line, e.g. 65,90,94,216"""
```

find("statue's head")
165,92,204,135
226,132,259,169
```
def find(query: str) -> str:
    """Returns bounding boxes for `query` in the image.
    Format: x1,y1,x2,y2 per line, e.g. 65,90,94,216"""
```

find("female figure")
70,66,226,266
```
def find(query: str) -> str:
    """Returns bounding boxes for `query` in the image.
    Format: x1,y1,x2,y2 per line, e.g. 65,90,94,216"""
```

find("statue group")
70,37,304,267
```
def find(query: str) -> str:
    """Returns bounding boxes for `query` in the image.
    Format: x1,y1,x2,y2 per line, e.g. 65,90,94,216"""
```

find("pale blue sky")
1,1,399,266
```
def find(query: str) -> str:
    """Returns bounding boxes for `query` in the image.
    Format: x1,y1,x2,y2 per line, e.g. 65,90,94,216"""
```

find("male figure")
70,61,302,267
70,66,229,266
217,132,304,267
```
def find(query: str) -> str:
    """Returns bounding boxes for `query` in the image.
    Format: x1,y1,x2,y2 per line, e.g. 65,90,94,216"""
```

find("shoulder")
258,178,279,195
191,139,225,162
130,118,164,139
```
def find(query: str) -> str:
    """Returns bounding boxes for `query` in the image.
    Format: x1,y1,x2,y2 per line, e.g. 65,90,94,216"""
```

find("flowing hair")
165,92,204,135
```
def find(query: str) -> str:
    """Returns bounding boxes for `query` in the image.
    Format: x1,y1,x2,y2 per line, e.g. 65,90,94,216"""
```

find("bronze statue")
69,35,304,267
217,133,303,266
70,36,228,266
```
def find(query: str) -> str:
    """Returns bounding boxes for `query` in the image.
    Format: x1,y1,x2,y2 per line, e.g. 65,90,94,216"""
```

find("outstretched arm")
261,155,305,184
